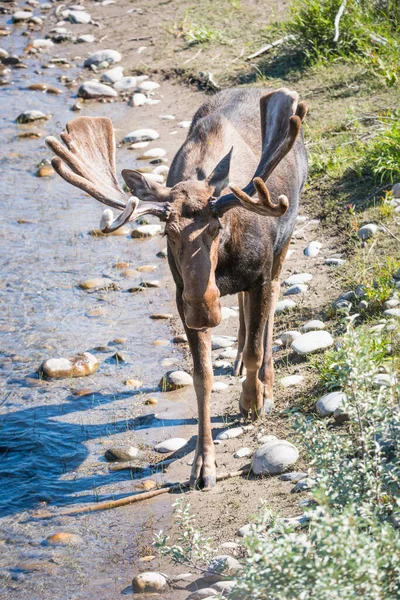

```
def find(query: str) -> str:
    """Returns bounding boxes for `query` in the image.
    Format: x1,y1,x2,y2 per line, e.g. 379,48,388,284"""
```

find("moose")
46,87,307,490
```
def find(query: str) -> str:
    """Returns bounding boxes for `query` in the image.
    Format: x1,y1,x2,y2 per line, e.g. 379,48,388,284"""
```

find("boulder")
78,81,117,99
84,49,121,67
154,438,188,453
252,439,299,475
204,555,241,583
132,572,167,594
291,331,334,355
316,391,346,417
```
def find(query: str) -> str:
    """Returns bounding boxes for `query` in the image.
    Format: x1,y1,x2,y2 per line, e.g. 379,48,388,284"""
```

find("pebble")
160,114,175,120
372,373,396,388
283,284,308,296
234,447,252,458
284,273,313,286
281,331,301,346
258,434,278,444
316,391,346,417
123,128,159,143
31,39,54,50
211,335,236,350
187,590,217,600
131,92,147,106
237,523,251,537
291,477,316,493
101,66,124,84
275,299,296,314
279,471,308,482
204,555,241,583
178,120,191,128
300,319,325,332
138,80,160,94
16,110,50,123
114,76,137,92
291,331,334,355
383,309,400,318
105,447,144,462
280,375,304,388
79,277,112,290
159,370,193,390
212,381,229,391
131,224,162,238
41,352,98,378
150,313,172,320
218,348,237,360
154,438,188,453
84,49,121,67
77,34,95,43
12,11,33,22
132,572,167,594
78,81,118,99
67,11,91,24
216,427,243,440
252,439,299,475
357,223,378,240
139,148,166,160
125,379,142,388
325,258,345,266
46,532,83,546
36,165,54,177
304,241,322,257
384,298,399,309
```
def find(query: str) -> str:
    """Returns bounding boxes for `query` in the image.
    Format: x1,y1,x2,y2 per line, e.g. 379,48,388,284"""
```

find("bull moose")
46,87,308,489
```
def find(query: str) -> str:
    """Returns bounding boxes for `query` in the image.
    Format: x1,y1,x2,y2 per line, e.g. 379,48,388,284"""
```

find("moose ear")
207,147,233,197
121,169,171,202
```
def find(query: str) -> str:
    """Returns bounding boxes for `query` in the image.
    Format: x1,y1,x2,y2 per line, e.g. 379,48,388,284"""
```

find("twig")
33,468,250,519
184,48,202,64
231,47,244,63
128,35,152,42
246,35,294,60
378,222,400,244
333,0,347,42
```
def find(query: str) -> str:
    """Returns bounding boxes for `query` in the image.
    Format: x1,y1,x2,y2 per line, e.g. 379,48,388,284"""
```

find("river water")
0,9,206,599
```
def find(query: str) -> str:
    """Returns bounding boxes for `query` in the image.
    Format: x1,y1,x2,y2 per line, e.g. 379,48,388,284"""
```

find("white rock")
258,434,278,444
113,76,137,92
131,224,162,238
357,223,378,240
160,370,193,390
237,524,251,537
304,241,322,257
279,471,308,482
220,306,237,320
32,39,54,49
212,381,228,391
296,215,308,222
68,10,91,24
187,590,218,600
283,284,308,296
212,581,237,594
281,331,301,346
291,331,334,355
41,352,98,378
12,11,33,22
216,427,243,441
77,34,95,43
325,258,345,266
132,572,167,593
252,439,299,475
284,273,313,286
234,447,252,458
300,319,325,332
280,375,304,388
178,120,191,128
78,81,117,99
392,183,400,198
383,309,400,318
154,437,188,453
131,92,147,106
275,299,296,314
211,335,236,350
84,49,121,67
160,114,175,120
123,128,159,143
204,555,241,583
101,66,124,84
138,80,160,94
384,298,399,309
316,391,346,417
218,349,237,360
286,249,295,259
139,148,166,159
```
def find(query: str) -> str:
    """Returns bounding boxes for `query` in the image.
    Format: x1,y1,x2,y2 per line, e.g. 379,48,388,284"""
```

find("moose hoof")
264,397,274,414
189,457,217,491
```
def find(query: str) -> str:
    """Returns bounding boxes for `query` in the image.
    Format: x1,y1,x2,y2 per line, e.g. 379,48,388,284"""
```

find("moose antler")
45,117,169,233
211,89,307,216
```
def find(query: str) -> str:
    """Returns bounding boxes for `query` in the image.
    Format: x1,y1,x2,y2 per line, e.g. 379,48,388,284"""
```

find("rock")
357,223,378,240
154,438,188,453
113,76,137,92
131,92,147,106
204,555,241,583
304,241,322,257
41,352,98,379
291,477,316,493
84,49,121,67
68,11,91,24
12,11,33,22
77,34,95,43
279,471,308,482
187,590,218,600
316,391,346,417
150,313,172,320
36,165,54,178
132,572,167,594
139,148,166,160
300,319,325,332
220,306,237,320
383,309,400,319
252,439,299,475
280,375,304,388
101,66,124,84
79,277,112,290
131,224,162,238
284,273,313,286
138,80,160,94
218,348,237,360
72,101,82,111
78,81,117,99
173,334,187,343
125,379,142,388
325,258,345,266
392,183,400,198
237,523,251,537
31,39,54,50
105,447,144,462
160,370,193,391
275,299,296,314
212,580,237,595
178,120,191,128
137,265,158,273
283,284,308,296
258,434,278,444
334,406,350,424
46,532,83,546
16,110,50,123
384,298,399,309
216,427,243,440
291,331,334,355
372,373,397,388
234,447,252,458
211,335,236,350
212,381,228,391
123,128,160,143
281,331,301,346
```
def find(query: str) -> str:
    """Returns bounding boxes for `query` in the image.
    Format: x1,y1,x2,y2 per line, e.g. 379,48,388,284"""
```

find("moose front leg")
176,292,216,490
240,284,272,420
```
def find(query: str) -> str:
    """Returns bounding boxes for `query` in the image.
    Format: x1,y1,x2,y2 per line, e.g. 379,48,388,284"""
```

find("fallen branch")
333,0,347,42
246,35,294,60
33,468,250,519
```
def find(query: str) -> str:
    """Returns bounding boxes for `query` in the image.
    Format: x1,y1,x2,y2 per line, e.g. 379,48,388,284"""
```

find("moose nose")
183,293,221,330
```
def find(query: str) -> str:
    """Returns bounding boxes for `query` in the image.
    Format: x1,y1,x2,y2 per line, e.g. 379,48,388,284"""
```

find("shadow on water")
0,388,207,518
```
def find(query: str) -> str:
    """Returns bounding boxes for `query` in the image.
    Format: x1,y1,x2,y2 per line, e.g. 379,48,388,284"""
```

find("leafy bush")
155,326,400,598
